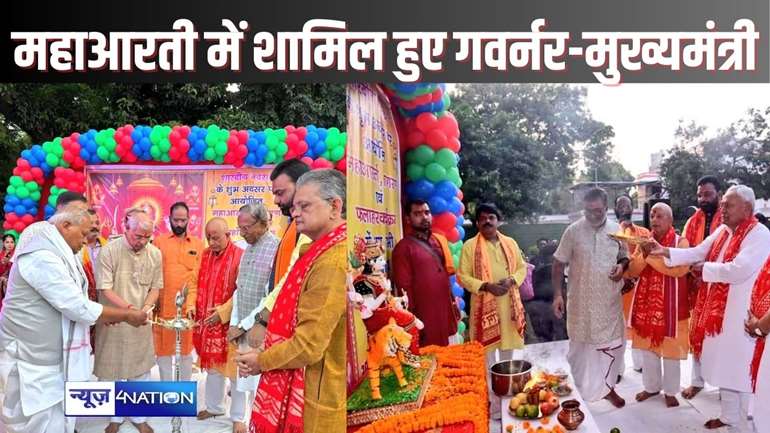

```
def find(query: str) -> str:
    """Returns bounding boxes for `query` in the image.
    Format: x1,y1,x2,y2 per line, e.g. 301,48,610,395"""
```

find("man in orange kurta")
615,195,650,378
153,202,204,381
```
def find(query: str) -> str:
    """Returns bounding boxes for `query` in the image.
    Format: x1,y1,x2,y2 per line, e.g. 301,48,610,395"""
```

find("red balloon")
434,212,456,232
115,146,127,157
70,142,81,154
284,150,297,160
237,145,248,158
179,126,191,138
311,158,334,169
6,213,18,223
286,134,299,147
407,131,425,149
300,157,313,167
438,113,460,139
233,159,244,168
13,222,25,233
223,153,235,164
431,89,443,103
123,153,137,163
31,167,43,180
179,155,190,164
2,221,10,230
335,157,347,174
12,167,21,177
415,112,439,133
21,214,34,225
426,129,448,150
296,127,307,139
178,139,190,153
67,181,80,192
446,227,460,243
169,131,181,144
20,171,33,182
447,137,461,153
227,136,238,148
285,125,296,133
63,150,74,162
121,136,133,148
169,147,181,160
293,140,307,155
17,158,30,169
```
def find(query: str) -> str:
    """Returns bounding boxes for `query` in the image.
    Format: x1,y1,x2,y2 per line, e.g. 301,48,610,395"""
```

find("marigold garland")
357,342,489,433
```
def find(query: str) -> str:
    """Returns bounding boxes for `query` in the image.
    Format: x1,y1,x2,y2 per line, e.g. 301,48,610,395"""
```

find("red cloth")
630,228,689,347
391,234,456,347
691,217,758,360
193,242,242,370
250,223,347,433
684,209,723,309
750,255,770,390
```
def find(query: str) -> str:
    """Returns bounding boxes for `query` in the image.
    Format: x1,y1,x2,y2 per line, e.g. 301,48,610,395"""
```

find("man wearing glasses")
225,202,279,431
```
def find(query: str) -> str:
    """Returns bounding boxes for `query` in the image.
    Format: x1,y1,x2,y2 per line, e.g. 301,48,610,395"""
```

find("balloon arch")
2,82,466,311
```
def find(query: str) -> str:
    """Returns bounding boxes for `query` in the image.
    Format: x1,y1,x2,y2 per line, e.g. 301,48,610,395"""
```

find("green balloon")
51,186,60,194
204,148,216,161
330,145,345,162
7,185,15,196
205,132,217,147
150,129,160,145
340,132,347,146
453,255,460,269
448,167,463,188
53,144,64,157
207,124,220,134
150,145,161,159
328,127,341,136
104,140,115,151
25,181,38,192
321,151,330,161
325,135,339,149
10,176,23,187
413,145,435,166
277,129,287,140
442,94,451,110
215,142,228,156
405,151,418,164
214,155,224,164
16,187,29,199
276,143,288,156
42,141,52,153
266,136,279,150
425,163,447,183
458,321,466,334
159,139,171,152
96,146,109,160
46,153,60,167
435,148,457,169
265,151,277,164
30,191,41,201
406,163,425,181
264,128,274,136
109,153,120,163
160,154,171,163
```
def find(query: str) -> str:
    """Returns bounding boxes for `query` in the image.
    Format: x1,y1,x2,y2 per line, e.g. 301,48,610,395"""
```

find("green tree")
579,124,633,182
659,147,706,223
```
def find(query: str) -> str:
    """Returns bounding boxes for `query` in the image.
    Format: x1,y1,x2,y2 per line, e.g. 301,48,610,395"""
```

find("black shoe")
616,374,623,384
634,368,642,373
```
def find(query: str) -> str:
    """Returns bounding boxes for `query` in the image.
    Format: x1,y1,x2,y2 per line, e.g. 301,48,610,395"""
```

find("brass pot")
490,360,532,396
557,399,585,431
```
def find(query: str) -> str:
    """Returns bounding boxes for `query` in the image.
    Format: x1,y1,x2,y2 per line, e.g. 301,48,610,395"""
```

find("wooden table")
499,341,601,433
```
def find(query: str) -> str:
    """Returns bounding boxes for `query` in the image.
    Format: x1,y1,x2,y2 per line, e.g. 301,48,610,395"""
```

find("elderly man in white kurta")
552,188,630,408
0,210,147,433
646,185,770,433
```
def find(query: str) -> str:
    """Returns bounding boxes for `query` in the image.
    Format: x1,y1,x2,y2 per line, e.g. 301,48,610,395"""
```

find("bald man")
192,218,247,433
626,203,690,407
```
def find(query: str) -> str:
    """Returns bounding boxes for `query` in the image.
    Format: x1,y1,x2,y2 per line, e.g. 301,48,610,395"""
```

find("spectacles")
238,221,260,232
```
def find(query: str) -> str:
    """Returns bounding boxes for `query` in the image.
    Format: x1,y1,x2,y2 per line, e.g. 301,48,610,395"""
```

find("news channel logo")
65,381,197,417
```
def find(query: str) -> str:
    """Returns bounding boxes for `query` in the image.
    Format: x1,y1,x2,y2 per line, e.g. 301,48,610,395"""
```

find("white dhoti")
720,388,753,433
204,368,250,422
641,349,681,396
156,354,194,381
567,338,624,402
690,357,705,387
235,340,259,393
0,361,70,433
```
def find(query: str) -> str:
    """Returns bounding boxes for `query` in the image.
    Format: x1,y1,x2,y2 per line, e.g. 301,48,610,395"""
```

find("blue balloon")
428,195,448,214
130,130,143,142
245,154,257,166
79,149,90,160
40,163,52,175
6,196,19,206
317,128,328,140
305,131,319,145
257,145,268,158
434,180,458,200
132,144,142,156
3,204,13,213
14,205,26,215
254,155,265,167
313,142,327,155
28,208,38,217
21,199,35,208
140,137,151,150
457,298,466,311
449,275,457,284
254,131,266,144
451,284,463,297
448,197,463,215
247,139,259,152
406,179,435,201
21,150,32,160
457,226,466,241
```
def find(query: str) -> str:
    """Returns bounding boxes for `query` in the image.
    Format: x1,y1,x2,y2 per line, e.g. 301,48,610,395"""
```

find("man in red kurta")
392,199,457,347
193,218,247,432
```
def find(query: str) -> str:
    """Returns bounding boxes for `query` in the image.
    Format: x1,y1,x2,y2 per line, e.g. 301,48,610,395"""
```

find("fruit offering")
508,388,560,419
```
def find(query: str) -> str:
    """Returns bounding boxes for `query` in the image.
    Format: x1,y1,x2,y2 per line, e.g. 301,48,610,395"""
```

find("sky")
585,84,770,177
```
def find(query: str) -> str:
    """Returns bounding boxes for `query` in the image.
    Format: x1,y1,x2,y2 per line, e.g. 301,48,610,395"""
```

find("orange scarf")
273,220,298,287
691,217,758,360
630,228,684,347
750,255,770,391
251,223,346,433
432,233,456,275
684,208,723,247
466,233,525,348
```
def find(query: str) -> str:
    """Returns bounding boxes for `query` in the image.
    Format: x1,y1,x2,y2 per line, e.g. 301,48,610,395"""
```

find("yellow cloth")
257,241,347,433
262,233,312,312
458,235,527,352
152,233,205,357
626,236,691,359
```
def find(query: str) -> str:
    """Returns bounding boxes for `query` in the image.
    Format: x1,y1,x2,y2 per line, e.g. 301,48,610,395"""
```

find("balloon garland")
3,124,347,238
383,83,467,342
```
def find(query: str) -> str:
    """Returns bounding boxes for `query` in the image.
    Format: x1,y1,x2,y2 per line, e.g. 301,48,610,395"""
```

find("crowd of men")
389,175,770,433
0,160,347,433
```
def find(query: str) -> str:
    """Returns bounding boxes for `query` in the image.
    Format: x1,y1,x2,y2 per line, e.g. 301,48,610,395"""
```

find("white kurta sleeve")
18,251,103,325
666,227,724,267
702,226,770,285
231,288,241,326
